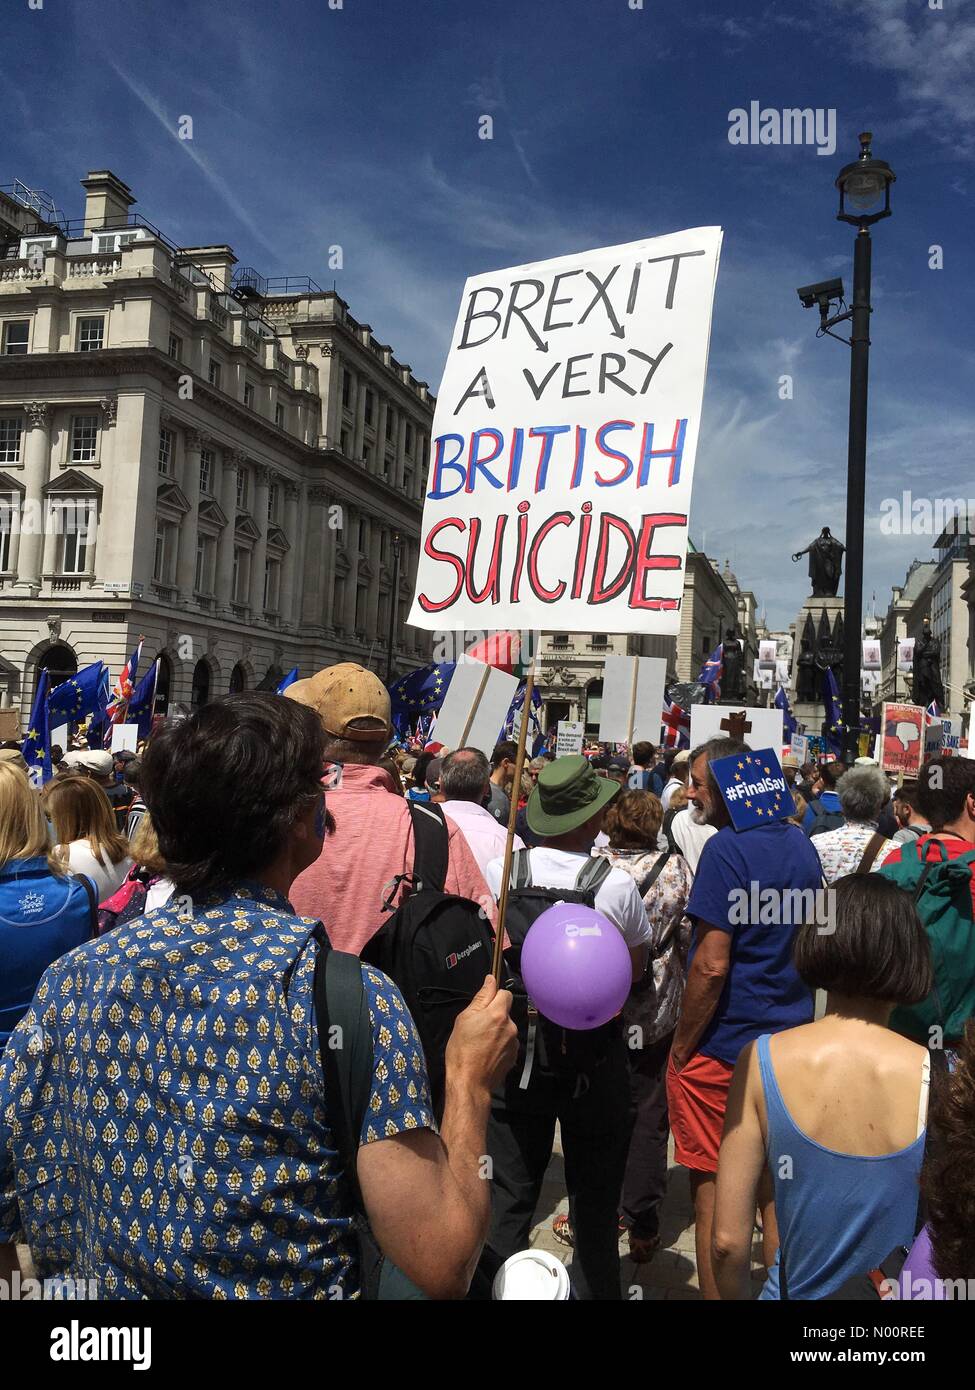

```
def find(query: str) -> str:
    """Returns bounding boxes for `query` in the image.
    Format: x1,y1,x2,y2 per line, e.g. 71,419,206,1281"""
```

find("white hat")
61,749,114,776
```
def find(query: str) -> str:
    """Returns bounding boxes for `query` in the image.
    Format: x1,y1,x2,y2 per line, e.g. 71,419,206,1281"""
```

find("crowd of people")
1,663,974,1302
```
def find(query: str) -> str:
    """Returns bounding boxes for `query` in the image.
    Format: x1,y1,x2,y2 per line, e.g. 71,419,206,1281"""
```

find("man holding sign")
408,229,722,639
667,738,823,1299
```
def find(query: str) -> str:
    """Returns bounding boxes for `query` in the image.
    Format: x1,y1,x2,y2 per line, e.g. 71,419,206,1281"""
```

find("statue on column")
912,619,946,709
792,527,846,598
795,637,819,704
720,627,745,702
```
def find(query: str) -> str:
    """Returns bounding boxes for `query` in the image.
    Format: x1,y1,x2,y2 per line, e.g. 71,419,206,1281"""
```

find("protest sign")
790,733,809,765
555,720,585,757
752,660,774,691
709,747,796,832
431,658,519,759
690,704,784,751
109,723,139,754
924,714,961,757
775,659,791,687
407,228,723,637
879,702,925,777
598,654,667,746
50,723,69,752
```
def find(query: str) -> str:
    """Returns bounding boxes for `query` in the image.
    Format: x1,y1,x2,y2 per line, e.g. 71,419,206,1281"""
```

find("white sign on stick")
556,720,585,757
690,704,785,751
790,734,809,765
925,715,962,756
110,723,139,753
430,659,519,760
407,228,723,637
49,723,69,752
598,654,667,746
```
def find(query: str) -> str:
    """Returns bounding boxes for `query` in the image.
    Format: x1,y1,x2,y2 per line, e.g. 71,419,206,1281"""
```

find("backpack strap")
511,847,533,890
408,801,449,894
855,832,888,875
312,930,374,1211
573,854,613,897
76,873,98,938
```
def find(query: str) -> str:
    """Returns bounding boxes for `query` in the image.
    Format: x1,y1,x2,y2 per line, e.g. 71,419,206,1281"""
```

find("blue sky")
8,0,973,628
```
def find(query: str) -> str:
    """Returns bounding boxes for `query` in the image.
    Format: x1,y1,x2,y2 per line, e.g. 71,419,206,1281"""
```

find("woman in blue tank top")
711,875,934,1300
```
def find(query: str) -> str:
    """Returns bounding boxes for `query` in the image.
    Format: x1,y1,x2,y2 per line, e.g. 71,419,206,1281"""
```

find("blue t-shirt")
685,823,823,1064
0,855,94,1047
802,789,842,835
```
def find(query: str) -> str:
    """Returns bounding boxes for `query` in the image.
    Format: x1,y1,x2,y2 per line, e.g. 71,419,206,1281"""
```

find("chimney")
180,244,238,292
81,170,135,234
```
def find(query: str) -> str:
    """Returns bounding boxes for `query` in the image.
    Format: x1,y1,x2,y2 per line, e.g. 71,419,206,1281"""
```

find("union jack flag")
660,695,691,749
925,700,940,725
106,637,143,723
696,644,723,704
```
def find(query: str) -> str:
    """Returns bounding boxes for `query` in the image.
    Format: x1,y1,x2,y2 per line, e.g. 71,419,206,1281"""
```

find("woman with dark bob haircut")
0,693,518,1301
712,874,935,1300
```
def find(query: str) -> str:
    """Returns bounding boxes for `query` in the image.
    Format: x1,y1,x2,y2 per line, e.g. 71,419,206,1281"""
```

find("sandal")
552,1213,574,1248
627,1232,661,1264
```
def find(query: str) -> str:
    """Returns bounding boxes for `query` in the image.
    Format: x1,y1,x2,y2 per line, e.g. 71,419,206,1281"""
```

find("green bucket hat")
526,753,620,837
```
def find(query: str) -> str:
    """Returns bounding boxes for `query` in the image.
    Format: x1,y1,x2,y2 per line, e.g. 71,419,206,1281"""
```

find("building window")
232,546,250,603
70,415,99,463
0,417,23,464
168,333,182,361
56,502,94,574
385,409,395,441
552,634,569,649
592,633,608,648
275,402,285,428
403,468,414,497
340,429,350,455
267,482,279,524
77,316,105,352
363,444,372,469
243,381,255,408
154,518,176,583
199,448,213,496
208,358,222,388
357,516,366,552
194,535,213,594
405,422,414,455
264,557,280,611
2,320,29,356
342,371,351,408
364,390,374,426
0,496,14,570
236,467,248,510
158,428,174,477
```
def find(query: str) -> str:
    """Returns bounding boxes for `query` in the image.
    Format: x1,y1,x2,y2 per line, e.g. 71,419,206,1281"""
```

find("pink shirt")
439,799,525,879
290,764,496,955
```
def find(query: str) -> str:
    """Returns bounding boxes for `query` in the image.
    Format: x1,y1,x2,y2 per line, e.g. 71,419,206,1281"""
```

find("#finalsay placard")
408,228,723,635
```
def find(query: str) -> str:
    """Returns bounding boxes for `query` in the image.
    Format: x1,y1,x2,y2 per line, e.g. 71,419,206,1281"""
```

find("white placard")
790,734,809,764
407,228,723,636
862,639,881,670
430,659,519,759
861,670,880,694
49,723,69,751
555,720,585,757
775,659,791,686
758,640,778,667
598,654,667,746
109,723,139,753
925,715,962,756
690,704,785,751
897,638,915,673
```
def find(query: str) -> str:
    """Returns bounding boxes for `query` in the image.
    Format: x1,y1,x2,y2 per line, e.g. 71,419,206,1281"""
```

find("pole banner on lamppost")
407,227,723,637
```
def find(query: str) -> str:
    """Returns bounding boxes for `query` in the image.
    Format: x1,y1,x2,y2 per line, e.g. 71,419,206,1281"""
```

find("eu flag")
710,747,796,831
388,662,456,731
823,668,844,756
47,661,109,728
82,665,113,750
774,686,797,741
21,668,52,785
277,667,299,694
696,645,723,704
126,659,159,738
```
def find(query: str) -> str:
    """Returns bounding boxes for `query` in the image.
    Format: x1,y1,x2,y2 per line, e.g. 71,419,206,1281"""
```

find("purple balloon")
521,902,632,1031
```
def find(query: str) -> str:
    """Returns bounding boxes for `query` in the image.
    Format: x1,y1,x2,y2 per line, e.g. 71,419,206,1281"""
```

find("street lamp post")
800,133,895,762
385,532,402,686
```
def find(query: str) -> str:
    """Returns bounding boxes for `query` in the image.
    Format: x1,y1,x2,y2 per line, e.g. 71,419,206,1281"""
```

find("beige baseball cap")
286,662,390,741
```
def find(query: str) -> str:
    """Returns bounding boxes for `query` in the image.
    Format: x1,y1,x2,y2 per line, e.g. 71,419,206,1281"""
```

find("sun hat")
526,753,620,837
286,662,390,741
61,749,114,776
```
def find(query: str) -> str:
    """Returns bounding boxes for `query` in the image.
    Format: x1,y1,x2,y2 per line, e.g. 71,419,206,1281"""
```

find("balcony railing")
0,258,44,283
66,254,122,279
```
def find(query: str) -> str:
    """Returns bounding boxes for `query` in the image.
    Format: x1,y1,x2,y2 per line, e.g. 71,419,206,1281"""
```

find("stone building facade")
0,170,433,721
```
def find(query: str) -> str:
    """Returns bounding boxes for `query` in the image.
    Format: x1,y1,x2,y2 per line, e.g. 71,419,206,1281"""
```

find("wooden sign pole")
492,665,535,982
626,656,638,750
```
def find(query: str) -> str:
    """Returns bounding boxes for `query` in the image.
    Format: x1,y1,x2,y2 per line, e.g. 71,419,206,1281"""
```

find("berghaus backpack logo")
446,940,484,969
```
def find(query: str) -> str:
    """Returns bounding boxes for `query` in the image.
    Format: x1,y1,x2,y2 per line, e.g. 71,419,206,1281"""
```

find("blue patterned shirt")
0,882,435,1299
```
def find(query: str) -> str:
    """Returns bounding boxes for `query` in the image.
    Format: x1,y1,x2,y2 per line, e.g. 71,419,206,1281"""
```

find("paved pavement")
528,1128,767,1299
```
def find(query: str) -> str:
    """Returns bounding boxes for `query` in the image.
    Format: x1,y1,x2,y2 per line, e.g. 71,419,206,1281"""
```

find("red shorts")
666,1051,735,1174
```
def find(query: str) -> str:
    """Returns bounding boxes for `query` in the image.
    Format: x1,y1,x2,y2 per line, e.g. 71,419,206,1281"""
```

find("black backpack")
501,849,621,1088
806,796,845,838
360,801,494,1119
